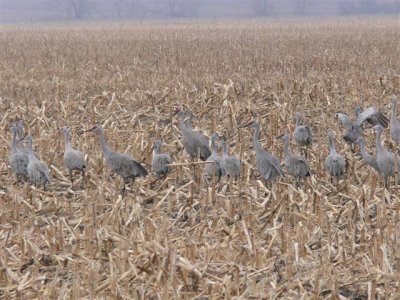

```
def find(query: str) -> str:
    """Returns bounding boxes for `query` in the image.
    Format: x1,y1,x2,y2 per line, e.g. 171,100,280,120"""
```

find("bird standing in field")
373,124,399,190
178,111,211,161
293,112,313,158
152,139,172,178
248,122,284,186
390,96,400,145
279,133,312,187
336,106,388,151
354,136,380,173
26,134,51,190
324,131,346,185
9,125,28,182
221,139,241,181
61,127,86,187
86,125,148,196
205,133,223,181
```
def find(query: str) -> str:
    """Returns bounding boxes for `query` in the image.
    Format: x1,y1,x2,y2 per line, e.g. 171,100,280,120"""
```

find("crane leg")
121,183,126,198
69,169,74,187
82,170,85,188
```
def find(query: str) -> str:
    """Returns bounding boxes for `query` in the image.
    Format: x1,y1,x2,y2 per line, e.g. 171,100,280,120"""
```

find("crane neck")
187,114,193,129
283,137,291,158
391,101,398,124
328,136,336,154
210,137,218,154
11,130,18,152
179,115,188,132
295,115,301,126
222,141,228,157
375,130,384,152
359,143,370,161
27,137,36,161
153,145,161,156
252,127,263,153
97,130,112,156
63,132,72,150
358,140,366,154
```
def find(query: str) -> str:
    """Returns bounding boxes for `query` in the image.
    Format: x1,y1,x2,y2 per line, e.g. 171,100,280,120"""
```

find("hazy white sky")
0,0,398,23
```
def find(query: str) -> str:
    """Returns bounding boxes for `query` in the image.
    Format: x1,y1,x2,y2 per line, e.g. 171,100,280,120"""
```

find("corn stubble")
0,18,399,299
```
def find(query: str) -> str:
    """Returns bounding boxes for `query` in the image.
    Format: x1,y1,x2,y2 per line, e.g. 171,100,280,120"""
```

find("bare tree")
252,0,271,16
69,0,89,19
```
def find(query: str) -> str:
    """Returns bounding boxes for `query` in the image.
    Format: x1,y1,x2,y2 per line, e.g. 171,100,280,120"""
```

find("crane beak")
238,121,254,128
18,134,27,142
84,126,96,132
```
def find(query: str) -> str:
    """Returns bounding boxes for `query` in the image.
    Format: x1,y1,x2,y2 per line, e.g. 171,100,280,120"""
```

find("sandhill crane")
221,139,241,180
178,111,211,161
86,125,148,196
152,139,172,177
248,122,284,185
324,131,346,185
205,133,223,180
61,127,86,187
293,112,313,158
373,125,399,189
26,134,51,190
355,136,380,173
336,106,388,151
9,125,28,182
279,133,312,187
390,96,400,145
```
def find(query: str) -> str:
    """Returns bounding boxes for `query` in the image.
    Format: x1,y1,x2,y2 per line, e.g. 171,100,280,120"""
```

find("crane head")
153,139,163,150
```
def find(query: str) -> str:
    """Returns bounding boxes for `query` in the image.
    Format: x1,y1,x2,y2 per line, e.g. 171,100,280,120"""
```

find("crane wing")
335,113,353,129
131,159,148,177
270,157,285,177
356,106,388,128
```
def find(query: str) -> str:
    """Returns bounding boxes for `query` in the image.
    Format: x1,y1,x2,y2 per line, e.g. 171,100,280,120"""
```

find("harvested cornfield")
0,18,399,299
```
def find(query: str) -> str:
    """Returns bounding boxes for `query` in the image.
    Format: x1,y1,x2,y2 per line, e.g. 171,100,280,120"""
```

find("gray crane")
324,131,346,185
61,127,86,186
373,124,399,189
152,139,172,177
390,96,400,145
205,133,224,180
336,106,388,151
86,125,148,196
248,122,284,185
354,136,380,173
221,138,241,181
279,133,312,187
26,134,51,190
293,112,313,158
9,125,28,182
178,111,211,161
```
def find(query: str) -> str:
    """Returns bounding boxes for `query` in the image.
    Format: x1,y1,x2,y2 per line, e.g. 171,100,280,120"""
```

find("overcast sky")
1,0,399,23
